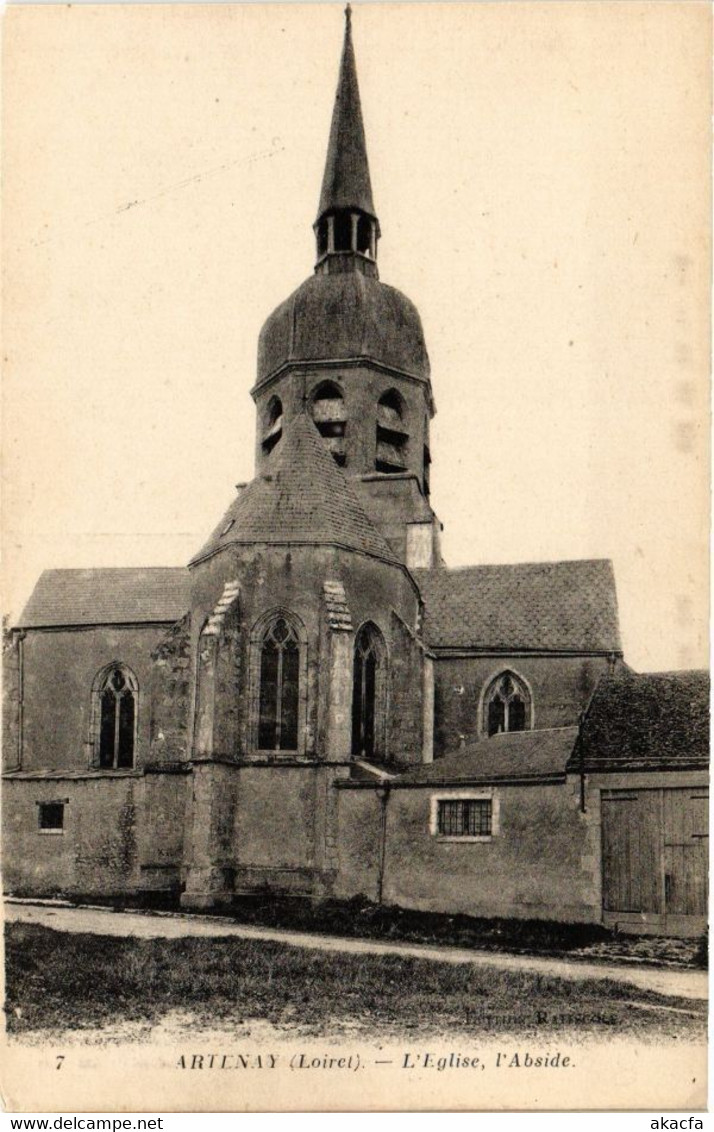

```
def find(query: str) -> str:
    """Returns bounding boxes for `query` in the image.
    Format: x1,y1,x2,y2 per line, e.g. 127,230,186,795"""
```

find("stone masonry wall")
432,654,611,757
149,615,191,765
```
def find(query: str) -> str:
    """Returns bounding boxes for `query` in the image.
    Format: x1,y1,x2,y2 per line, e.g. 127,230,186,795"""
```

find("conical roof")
190,413,399,566
317,6,376,221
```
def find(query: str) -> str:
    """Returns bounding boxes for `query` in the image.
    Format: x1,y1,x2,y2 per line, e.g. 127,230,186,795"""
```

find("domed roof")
257,270,430,386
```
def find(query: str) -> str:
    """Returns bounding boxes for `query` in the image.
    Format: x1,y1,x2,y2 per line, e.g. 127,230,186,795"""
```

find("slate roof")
191,412,400,567
571,669,710,772
397,727,579,786
413,560,621,653
257,270,430,385
317,7,376,221
17,567,191,629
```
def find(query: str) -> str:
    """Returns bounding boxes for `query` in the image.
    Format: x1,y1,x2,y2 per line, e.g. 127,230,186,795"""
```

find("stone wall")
136,769,190,894
2,629,20,771
388,611,428,765
13,624,173,773
432,654,611,757
335,777,601,924
187,542,424,763
3,770,189,899
149,615,192,765
3,775,141,897
252,362,432,488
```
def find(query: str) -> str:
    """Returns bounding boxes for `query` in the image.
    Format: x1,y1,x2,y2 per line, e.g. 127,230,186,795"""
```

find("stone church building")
3,11,707,935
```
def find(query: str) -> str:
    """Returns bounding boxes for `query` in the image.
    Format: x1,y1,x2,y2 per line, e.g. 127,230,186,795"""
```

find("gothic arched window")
258,616,301,751
93,664,137,768
483,671,531,737
351,622,387,760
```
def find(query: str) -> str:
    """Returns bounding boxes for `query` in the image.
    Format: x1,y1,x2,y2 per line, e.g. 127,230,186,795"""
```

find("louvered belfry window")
258,617,300,751
98,667,136,768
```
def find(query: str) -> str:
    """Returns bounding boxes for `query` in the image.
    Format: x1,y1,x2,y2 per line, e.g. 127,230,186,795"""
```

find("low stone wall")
3,771,189,899
335,777,601,924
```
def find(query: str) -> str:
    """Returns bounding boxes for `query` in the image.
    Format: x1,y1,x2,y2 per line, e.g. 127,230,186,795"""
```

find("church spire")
314,6,380,274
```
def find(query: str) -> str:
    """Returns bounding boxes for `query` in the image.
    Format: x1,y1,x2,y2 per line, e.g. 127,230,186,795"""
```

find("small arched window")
93,664,137,768
311,381,346,465
351,622,387,760
258,616,301,751
262,396,283,456
376,389,408,473
483,671,531,737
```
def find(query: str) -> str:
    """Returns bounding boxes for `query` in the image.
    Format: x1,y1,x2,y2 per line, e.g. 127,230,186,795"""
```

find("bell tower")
252,7,442,568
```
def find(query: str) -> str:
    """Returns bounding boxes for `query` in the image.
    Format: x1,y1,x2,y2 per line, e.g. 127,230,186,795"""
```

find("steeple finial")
315,5,376,225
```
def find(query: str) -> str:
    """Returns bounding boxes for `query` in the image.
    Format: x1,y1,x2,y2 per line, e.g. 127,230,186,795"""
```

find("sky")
3,2,710,671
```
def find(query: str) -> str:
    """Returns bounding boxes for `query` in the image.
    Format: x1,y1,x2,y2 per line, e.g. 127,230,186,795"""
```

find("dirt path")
5,899,708,1002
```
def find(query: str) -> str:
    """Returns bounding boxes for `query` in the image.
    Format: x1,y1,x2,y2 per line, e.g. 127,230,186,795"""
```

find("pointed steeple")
318,5,375,220
314,7,380,272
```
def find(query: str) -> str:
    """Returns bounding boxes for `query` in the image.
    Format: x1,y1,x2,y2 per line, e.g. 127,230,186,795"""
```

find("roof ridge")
413,558,613,575
619,668,710,679
38,566,189,575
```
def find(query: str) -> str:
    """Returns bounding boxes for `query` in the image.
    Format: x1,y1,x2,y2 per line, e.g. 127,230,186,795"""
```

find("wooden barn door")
601,791,662,924
662,788,709,935
601,787,708,936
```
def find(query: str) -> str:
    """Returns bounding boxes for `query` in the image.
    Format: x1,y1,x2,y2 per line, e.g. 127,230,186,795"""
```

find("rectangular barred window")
436,798,492,838
38,802,64,833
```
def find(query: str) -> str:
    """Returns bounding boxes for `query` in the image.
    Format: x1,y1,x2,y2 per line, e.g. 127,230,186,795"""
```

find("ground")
5,916,707,1047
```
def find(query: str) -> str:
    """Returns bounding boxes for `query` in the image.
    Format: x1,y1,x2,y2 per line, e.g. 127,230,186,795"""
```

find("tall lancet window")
483,671,531,737
94,665,137,768
351,622,386,760
258,616,300,751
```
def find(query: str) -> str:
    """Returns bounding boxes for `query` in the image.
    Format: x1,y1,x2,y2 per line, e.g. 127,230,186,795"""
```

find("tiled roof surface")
398,726,579,786
191,413,399,566
17,568,191,629
413,560,621,653
572,669,710,771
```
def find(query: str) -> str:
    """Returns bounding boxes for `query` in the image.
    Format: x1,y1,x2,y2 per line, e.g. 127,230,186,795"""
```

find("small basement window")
38,801,65,833
430,794,497,841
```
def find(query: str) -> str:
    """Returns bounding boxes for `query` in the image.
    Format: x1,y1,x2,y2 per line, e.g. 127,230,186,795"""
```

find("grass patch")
5,921,706,1043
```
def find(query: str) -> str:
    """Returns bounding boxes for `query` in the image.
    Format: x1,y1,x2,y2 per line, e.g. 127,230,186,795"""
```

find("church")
3,10,708,936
